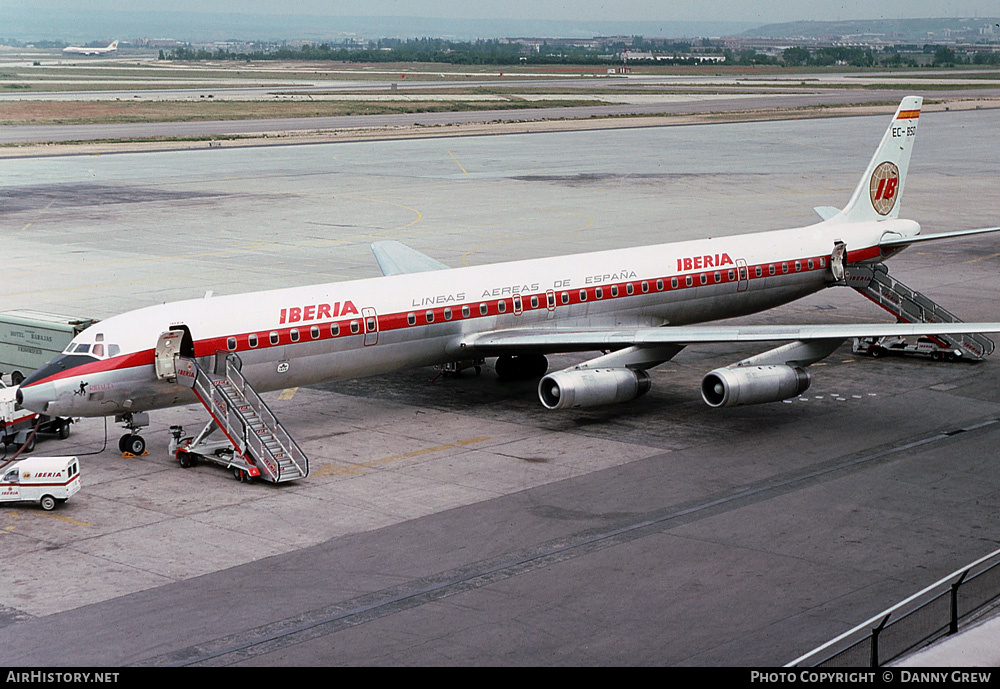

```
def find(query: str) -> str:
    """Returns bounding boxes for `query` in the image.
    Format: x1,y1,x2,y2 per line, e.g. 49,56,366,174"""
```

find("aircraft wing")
371,240,449,276
457,322,1000,354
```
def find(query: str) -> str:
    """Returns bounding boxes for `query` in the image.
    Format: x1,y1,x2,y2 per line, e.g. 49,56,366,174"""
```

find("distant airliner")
62,40,118,56
16,96,1000,459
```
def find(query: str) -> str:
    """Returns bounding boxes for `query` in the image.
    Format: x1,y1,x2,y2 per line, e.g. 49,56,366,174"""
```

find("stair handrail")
223,353,309,479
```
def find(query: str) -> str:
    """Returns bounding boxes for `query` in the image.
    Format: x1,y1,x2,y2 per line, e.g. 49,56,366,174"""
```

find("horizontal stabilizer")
814,206,840,221
880,226,1000,248
371,240,449,276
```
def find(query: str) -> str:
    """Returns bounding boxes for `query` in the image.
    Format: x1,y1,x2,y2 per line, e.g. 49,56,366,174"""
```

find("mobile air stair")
847,263,995,361
163,345,309,483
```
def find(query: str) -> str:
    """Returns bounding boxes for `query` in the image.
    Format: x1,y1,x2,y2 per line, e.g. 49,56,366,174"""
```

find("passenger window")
561,292,569,305
407,313,416,326
444,309,452,321
595,288,603,299
480,303,488,316
685,276,693,287
728,270,735,281
498,300,507,314
226,337,236,351
350,321,360,334
331,323,340,337
626,284,634,295
462,305,470,318
290,329,300,342
656,279,663,291
530,296,538,309
249,334,258,348
426,311,435,323
670,278,678,289
579,290,587,302
311,326,320,339
269,332,279,345
610,285,618,297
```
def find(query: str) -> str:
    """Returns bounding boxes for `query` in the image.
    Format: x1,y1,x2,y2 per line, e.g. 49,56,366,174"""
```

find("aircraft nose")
15,380,57,414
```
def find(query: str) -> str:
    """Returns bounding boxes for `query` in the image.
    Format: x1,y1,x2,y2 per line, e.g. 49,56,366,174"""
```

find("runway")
1,106,999,665
0,58,1000,146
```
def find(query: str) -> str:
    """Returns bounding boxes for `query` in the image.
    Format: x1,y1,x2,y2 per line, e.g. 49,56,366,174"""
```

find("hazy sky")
15,1,1000,23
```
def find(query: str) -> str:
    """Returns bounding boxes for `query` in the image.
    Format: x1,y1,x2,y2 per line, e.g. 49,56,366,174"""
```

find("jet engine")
539,368,651,410
701,365,810,408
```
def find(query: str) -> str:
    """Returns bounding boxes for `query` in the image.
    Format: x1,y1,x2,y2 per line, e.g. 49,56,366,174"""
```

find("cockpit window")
64,342,121,359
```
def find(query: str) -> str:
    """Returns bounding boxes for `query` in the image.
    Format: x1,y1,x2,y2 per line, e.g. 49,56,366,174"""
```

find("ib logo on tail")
869,161,900,216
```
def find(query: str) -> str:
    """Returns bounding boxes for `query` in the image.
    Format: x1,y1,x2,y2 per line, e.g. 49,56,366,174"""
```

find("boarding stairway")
174,351,309,483
846,263,995,361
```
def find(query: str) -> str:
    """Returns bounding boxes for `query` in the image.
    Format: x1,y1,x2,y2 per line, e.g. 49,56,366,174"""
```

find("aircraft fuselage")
17,217,916,419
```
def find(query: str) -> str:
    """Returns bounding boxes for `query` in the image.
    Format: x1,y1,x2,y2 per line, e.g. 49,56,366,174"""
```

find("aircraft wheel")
123,434,146,456
870,346,885,358
495,354,548,380
234,468,253,483
40,495,56,511
57,421,71,440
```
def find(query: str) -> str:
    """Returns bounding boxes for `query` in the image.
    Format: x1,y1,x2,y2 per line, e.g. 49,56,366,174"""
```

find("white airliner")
62,40,118,56
16,96,1000,459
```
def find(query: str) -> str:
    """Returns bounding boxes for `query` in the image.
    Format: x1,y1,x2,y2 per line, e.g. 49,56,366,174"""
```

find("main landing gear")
115,412,149,456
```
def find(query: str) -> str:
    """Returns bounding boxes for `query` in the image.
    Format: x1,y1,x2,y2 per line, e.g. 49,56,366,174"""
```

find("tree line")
159,38,1000,67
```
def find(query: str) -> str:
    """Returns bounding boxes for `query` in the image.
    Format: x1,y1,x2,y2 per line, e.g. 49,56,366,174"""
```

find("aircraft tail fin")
831,96,922,224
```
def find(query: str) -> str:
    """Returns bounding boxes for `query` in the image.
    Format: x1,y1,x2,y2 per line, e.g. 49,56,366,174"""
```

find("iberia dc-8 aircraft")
16,96,1000,468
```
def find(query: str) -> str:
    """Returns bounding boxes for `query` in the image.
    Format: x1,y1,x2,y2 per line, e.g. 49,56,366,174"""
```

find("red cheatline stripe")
896,109,920,120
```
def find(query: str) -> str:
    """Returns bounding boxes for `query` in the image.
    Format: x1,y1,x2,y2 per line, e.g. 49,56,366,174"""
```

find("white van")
0,456,81,511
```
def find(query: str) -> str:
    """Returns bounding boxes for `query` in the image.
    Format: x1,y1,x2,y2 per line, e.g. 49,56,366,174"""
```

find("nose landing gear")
115,411,149,456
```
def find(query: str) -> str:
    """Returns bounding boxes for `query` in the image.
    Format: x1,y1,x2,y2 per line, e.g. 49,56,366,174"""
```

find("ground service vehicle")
0,456,81,511
0,310,96,386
